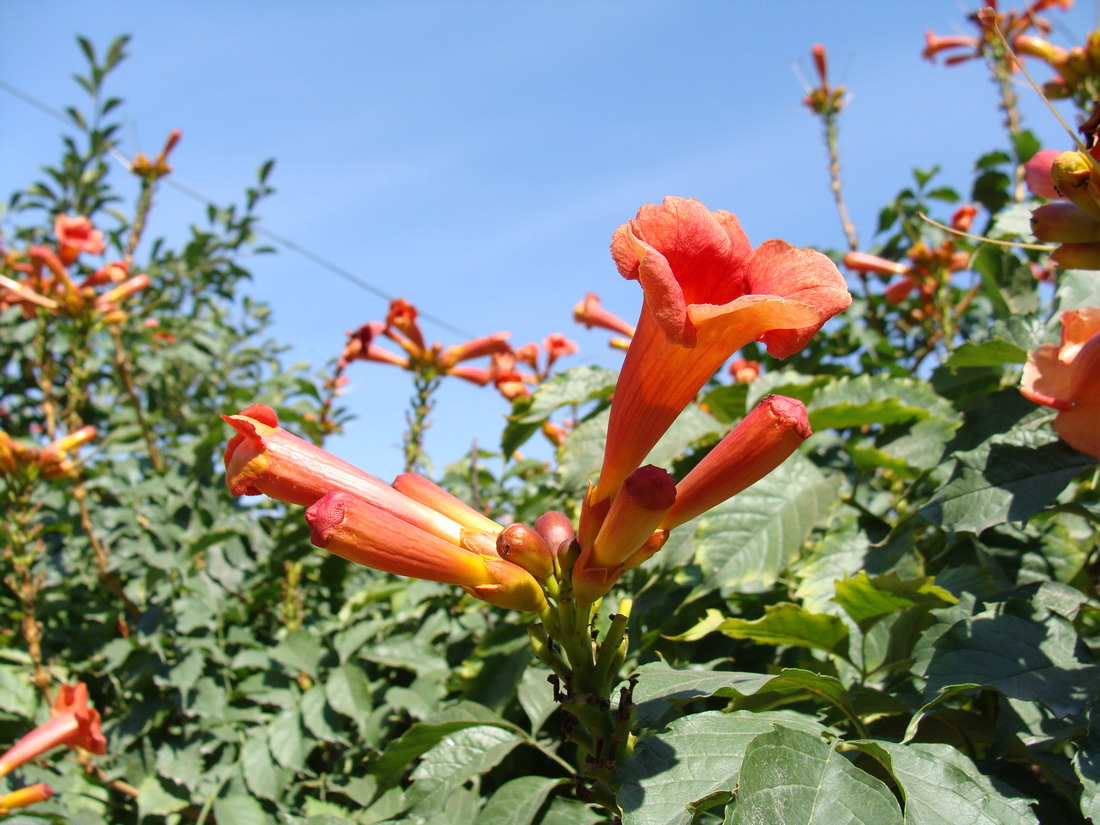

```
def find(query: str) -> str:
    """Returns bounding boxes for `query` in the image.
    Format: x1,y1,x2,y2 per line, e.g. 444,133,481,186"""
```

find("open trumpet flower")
591,197,849,510
0,683,106,778
1020,307,1100,459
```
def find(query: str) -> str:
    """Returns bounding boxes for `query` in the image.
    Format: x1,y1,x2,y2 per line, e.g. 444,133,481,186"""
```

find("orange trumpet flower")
592,197,849,509
1020,307,1100,459
0,683,106,778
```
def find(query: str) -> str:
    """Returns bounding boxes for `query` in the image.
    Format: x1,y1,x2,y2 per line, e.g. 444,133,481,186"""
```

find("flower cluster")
922,0,1073,67
1020,306,1100,458
1013,28,1100,104
225,198,850,610
0,215,149,322
0,682,107,814
130,128,182,182
339,298,512,386
802,43,846,116
0,425,97,481
843,204,977,310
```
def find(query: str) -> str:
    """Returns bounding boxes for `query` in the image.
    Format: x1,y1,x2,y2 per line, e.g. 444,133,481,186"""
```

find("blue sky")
2,1,1095,481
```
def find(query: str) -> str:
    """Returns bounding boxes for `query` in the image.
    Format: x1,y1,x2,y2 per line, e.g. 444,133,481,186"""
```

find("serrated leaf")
136,775,190,817
1074,701,1100,822
301,684,342,742
369,703,518,790
406,724,522,812
516,365,617,424
846,741,1037,825
538,797,605,825
922,424,1095,534
618,710,828,825
833,572,957,632
268,706,307,771
631,661,773,727
690,455,841,597
477,775,565,825
241,735,281,802
808,375,955,430
922,599,1099,717
270,630,323,680
213,792,273,825
325,663,373,723
944,339,1027,371
559,403,721,488
691,602,849,657
728,727,902,824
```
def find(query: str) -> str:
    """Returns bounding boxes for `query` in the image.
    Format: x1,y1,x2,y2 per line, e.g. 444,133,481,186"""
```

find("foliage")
2,12,1100,824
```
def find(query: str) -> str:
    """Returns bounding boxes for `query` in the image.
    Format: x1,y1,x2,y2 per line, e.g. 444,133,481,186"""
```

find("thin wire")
0,77,477,339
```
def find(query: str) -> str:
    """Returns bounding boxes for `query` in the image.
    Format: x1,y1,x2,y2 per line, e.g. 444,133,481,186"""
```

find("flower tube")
223,404,466,543
660,395,812,531
0,783,54,814
592,197,850,507
573,292,636,337
307,492,546,611
0,683,106,778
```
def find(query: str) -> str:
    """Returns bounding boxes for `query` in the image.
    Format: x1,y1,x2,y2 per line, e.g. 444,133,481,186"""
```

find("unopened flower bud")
1051,151,1100,219
496,523,554,580
589,465,676,570
534,510,575,553
1031,202,1100,243
1025,149,1062,200
1051,241,1100,269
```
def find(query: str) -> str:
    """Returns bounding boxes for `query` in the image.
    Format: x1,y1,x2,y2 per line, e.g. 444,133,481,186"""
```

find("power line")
0,77,477,339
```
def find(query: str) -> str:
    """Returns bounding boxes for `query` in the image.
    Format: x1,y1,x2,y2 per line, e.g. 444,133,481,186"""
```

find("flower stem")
533,544,637,817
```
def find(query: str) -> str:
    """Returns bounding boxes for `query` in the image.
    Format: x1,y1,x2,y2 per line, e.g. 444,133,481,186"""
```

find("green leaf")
833,572,957,632
690,454,841,597
631,661,774,727
241,735,282,802
269,630,323,680
1055,268,1100,313
518,664,558,734
406,724,523,813
325,663,373,723
970,245,1038,315
1074,701,1100,822
369,703,518,790
136,775,190,817
268,706,307,772
808,375,955,430
700,384,748,424
847,741,1037,825
943,338,1027,371
674,602,849,657
728,727,902,824
558,408,609,487
921,599,1099,717
559,403,721,488
618,710,828,825
516,365,616,424
921,423,1095,534
538,797,605,825
477,776,565,825
213,792,274,825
